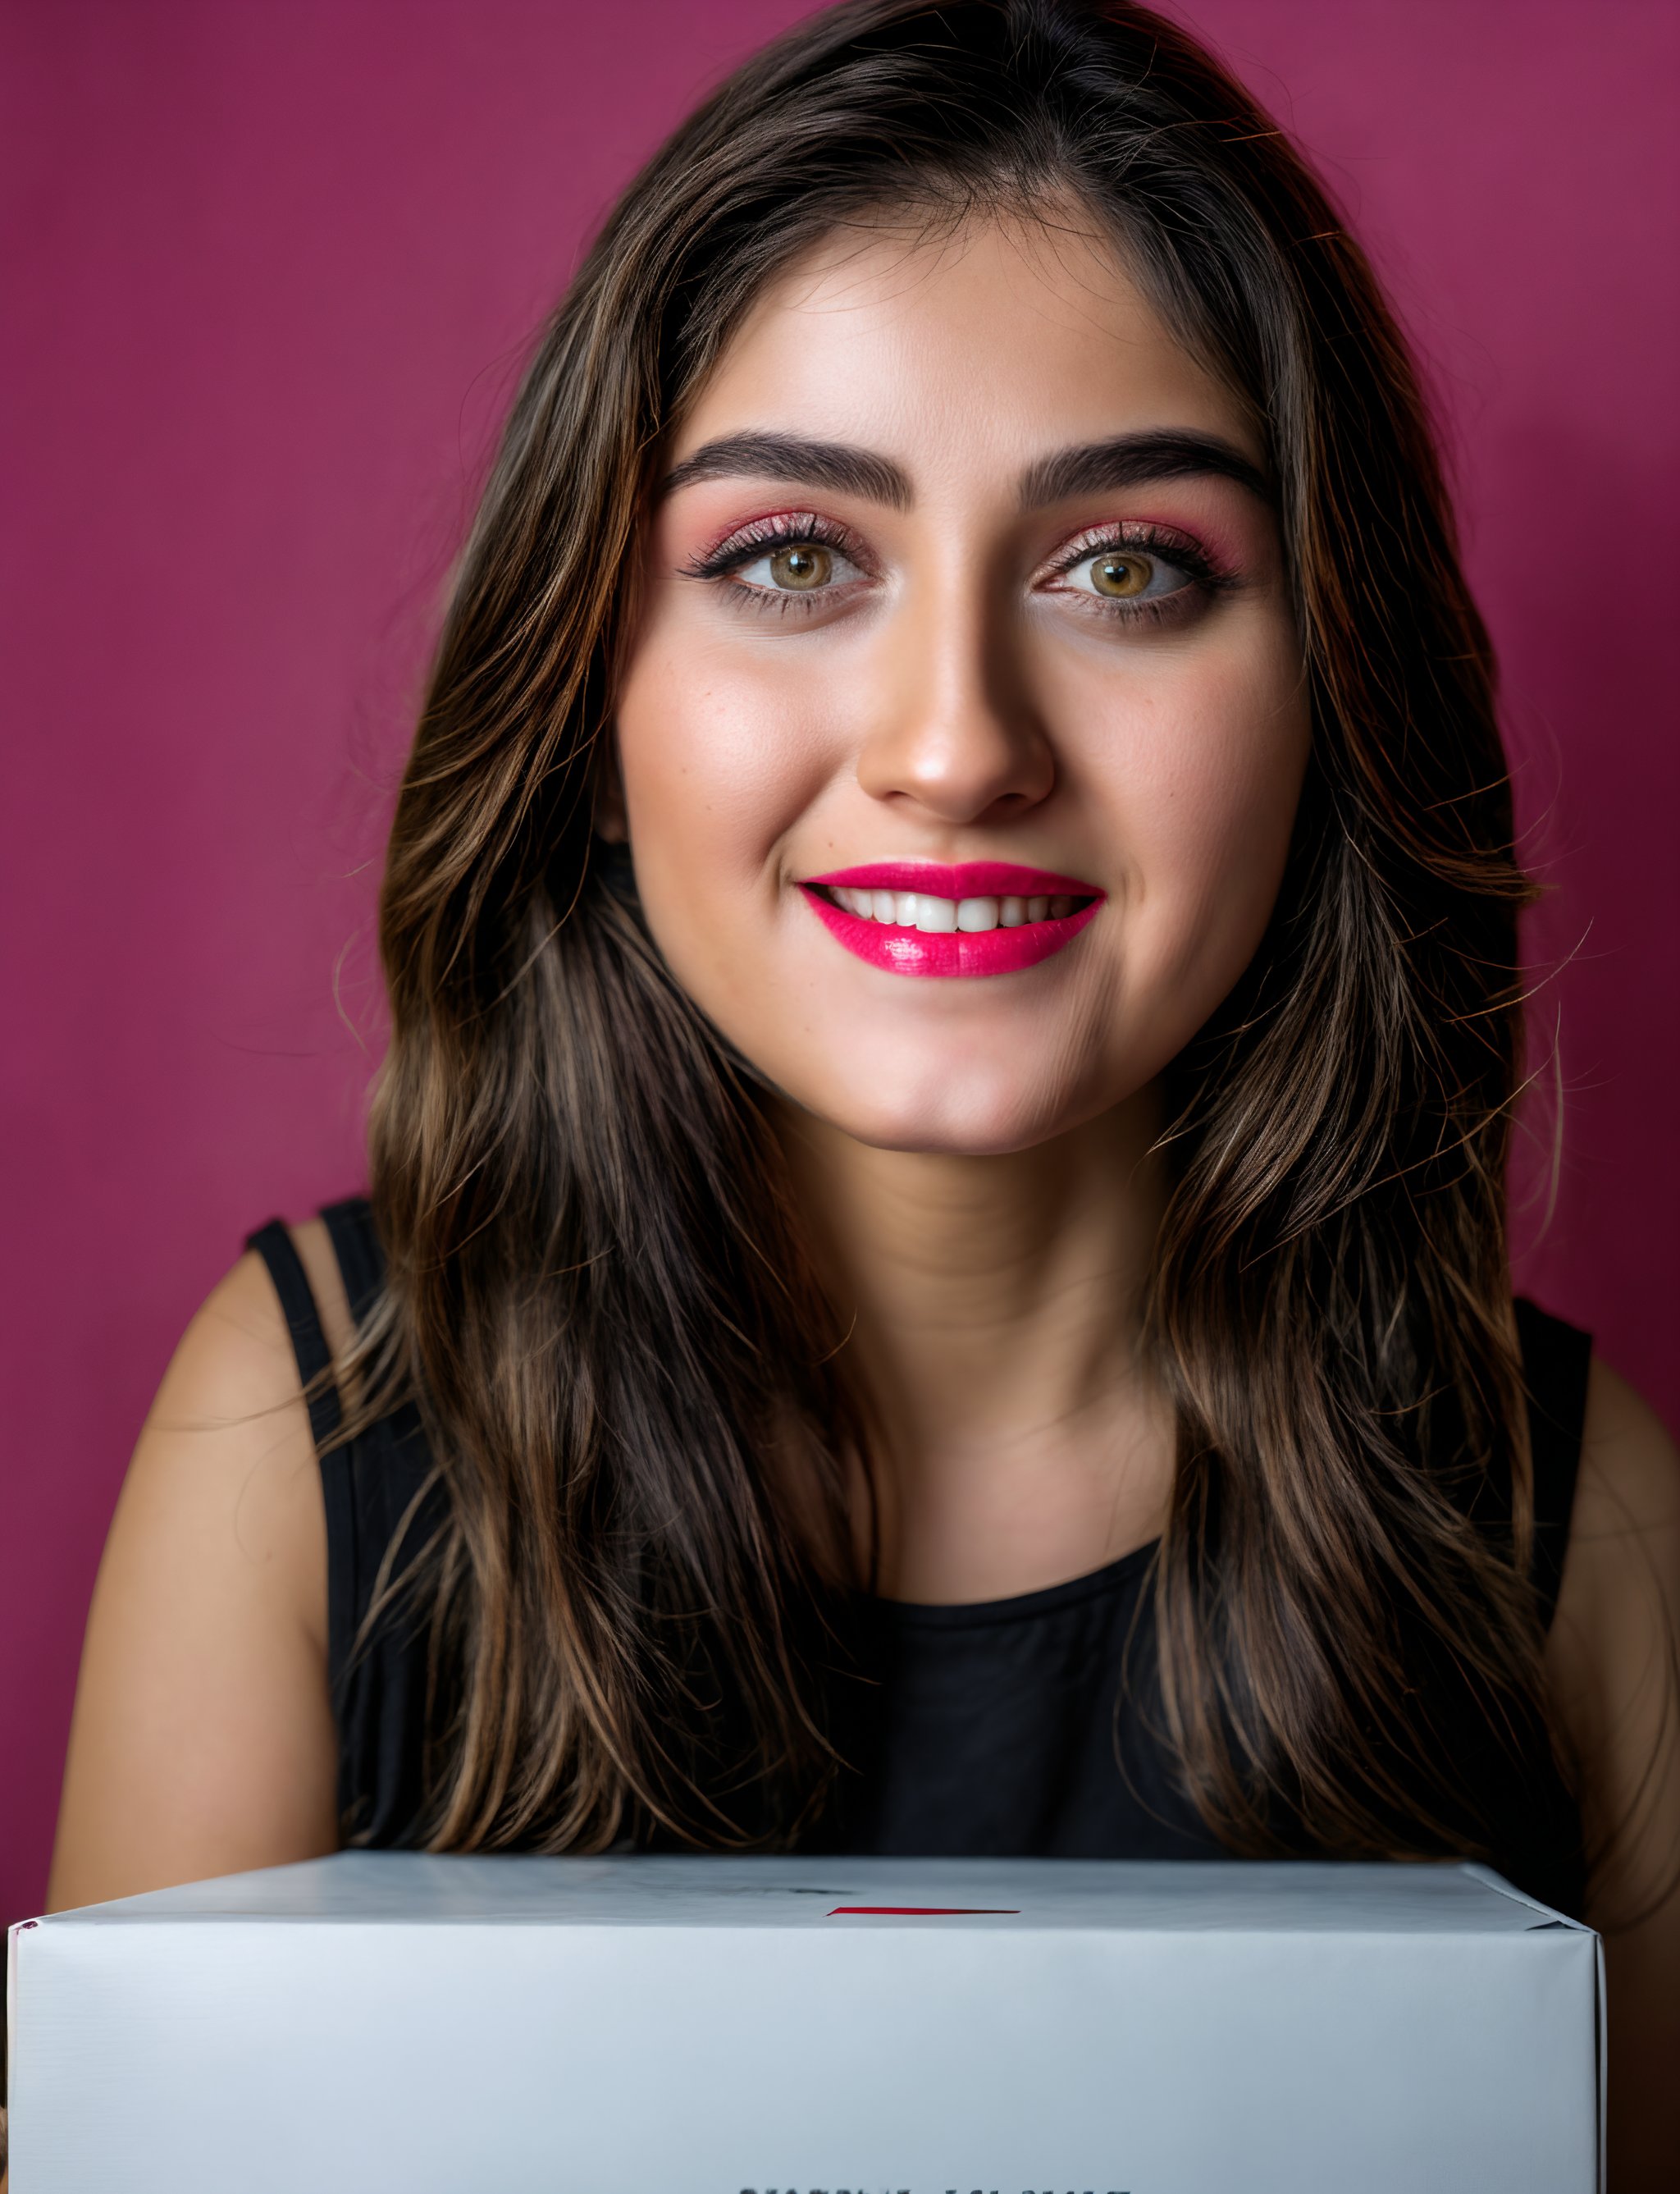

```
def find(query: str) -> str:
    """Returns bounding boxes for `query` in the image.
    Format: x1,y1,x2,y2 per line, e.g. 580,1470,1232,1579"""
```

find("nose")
854,578,1055,825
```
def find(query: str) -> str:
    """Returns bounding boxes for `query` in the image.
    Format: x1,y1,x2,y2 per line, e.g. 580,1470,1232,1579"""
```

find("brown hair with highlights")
339,0,1555,1864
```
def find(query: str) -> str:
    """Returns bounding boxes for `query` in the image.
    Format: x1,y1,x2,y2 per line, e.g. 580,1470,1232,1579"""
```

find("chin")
801,1051,1094,1158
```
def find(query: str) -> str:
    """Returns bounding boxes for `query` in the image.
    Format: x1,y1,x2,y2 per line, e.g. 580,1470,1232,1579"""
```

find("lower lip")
800,887,1101,978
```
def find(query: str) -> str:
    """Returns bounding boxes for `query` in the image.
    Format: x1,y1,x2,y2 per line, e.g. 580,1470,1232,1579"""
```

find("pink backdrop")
3,1,1676,1931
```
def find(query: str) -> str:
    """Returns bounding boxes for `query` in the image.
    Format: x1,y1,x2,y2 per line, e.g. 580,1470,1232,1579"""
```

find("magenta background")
3,1,1677,1931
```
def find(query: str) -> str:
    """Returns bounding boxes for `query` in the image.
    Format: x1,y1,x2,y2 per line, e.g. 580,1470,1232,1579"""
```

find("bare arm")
1547,1356,1680,2194
47,1227,350,1909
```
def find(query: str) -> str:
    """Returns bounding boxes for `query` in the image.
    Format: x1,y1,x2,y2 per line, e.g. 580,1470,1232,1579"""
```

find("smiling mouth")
800,862,1103,979
809,883,1094,933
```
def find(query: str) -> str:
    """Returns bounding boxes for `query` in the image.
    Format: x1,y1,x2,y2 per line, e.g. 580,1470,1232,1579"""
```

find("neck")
776,1090,1175,1601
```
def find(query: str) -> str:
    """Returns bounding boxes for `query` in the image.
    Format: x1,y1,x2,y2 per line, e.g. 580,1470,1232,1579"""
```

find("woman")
47,0,1677,2179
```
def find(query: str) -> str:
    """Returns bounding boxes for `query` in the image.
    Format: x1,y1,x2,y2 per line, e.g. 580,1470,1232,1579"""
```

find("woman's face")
611,215,1309,1154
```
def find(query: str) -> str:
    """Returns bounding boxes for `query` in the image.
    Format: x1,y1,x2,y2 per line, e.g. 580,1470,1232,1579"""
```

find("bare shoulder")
48,1227,349,1910
113,1227,352,1641
1547,1353,1680,1894
1550,1355,1680,1682
1550,1362,1680,2187
1558,1356,1680,1606
119,1216,354,1608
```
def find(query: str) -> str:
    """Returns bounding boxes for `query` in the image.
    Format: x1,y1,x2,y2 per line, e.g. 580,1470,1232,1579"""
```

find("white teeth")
827,884,1084,930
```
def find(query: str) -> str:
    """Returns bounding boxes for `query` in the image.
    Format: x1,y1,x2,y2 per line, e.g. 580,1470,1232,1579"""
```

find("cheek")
614,619,834,899
1081,636,1308,983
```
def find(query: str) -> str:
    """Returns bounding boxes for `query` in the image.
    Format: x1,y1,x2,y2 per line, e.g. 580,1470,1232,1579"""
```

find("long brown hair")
345,0,1553,1860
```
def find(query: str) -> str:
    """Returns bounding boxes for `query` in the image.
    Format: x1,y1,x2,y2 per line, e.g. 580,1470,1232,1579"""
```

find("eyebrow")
659,431,912,508
1016,430,1271,510
659,425,1271,514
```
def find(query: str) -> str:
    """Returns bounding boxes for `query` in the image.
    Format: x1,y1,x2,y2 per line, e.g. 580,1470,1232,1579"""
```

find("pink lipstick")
801,861,1104,978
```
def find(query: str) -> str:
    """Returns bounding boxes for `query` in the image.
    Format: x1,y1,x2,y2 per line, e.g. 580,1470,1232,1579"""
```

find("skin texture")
607,216,1304,1601
614,218,1308,1163
43,216,1679,2188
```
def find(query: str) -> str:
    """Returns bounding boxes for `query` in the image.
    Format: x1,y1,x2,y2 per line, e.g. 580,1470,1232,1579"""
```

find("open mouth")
800,862,1104,979
808,883,1095,933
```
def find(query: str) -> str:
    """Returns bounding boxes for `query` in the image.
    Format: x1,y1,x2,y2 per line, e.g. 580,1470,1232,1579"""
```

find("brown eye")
1089,551,1152,597
769,544,832,590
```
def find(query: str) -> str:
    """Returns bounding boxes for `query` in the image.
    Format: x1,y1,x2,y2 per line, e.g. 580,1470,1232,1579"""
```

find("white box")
7,1853,1603,2193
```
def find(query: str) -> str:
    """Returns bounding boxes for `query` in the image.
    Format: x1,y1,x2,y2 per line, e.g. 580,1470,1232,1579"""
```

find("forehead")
671,212,1258,482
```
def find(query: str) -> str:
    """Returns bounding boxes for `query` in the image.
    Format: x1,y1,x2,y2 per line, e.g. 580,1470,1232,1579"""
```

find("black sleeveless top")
249,1197,1592,1914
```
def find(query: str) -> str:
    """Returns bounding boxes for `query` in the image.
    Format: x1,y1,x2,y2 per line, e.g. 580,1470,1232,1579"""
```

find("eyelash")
1043,523,1239,625
680,512,870,615
680,511,1238,623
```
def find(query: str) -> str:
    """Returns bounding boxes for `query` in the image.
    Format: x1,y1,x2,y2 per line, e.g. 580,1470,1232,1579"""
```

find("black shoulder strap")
245,1218,343,1451
321,1195,385,1328
1514,1296,1594,1629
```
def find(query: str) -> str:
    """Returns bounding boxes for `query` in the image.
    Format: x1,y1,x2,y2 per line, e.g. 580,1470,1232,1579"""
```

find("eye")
1056,546,1194,603
733,540,858,593
681,513,871,607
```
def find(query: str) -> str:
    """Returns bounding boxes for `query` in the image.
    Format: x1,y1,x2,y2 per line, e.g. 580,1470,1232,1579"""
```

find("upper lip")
805,861,1102,898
